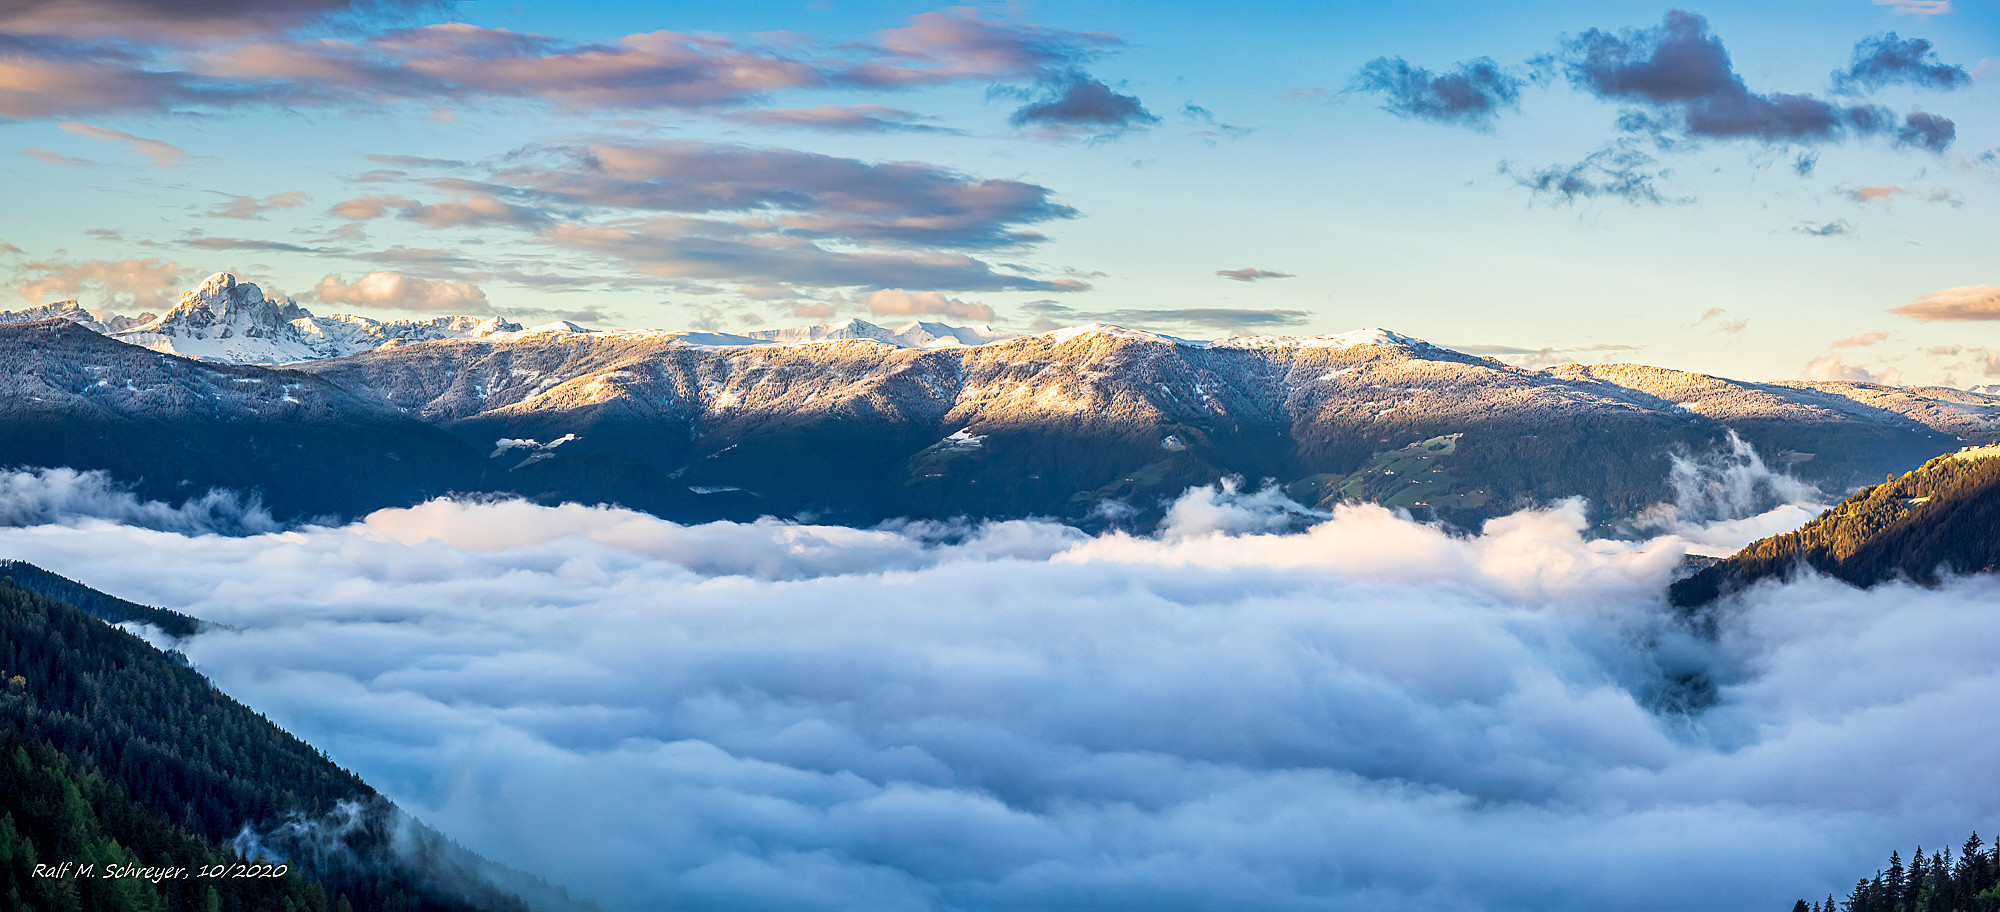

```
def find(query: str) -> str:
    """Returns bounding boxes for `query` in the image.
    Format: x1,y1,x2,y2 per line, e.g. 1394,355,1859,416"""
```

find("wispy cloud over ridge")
1215,267,1293,282
1096,307,1311,329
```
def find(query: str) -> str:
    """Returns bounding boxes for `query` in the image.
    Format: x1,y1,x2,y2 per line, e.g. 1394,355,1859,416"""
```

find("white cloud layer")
0,478,1992,912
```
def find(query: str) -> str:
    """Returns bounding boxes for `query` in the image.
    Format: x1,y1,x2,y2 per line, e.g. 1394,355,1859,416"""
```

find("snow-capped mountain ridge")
0,300,153,334
4,273,1451,365
90,273,524,363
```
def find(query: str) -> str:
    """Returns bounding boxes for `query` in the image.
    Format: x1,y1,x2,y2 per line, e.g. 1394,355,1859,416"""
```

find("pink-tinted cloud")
13,256,188,309
1801,353,1900,385
328,193,547,228
724,104,949,133
57,121,189,166
313,270,488,313
19,146,93,166
1892,285,2000,321
0,9,1126,120
1829,331,1890,348
1873,0,1952,16
206,190,308,219
508,141,1073,249
864,288,995,321
845,8,1119,87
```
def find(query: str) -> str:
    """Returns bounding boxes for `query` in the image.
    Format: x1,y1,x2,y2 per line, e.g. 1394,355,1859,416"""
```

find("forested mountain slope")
1672,446,2000,606
0,567,588,911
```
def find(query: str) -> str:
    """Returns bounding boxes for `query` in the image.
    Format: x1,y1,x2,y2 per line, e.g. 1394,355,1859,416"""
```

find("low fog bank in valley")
1,460,1993,911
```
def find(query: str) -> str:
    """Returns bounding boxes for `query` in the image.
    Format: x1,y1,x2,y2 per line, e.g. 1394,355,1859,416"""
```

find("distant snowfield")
2,484,1997,912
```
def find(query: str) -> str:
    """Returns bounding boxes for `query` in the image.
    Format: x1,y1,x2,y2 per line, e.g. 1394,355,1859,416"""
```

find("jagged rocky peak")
130,272,306,337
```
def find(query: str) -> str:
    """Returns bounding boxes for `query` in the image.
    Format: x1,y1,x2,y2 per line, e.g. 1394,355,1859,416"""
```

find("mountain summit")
102,272,522,363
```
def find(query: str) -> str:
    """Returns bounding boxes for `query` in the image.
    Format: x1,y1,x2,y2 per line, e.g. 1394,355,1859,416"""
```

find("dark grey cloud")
1556,11,1955,151
1215,267,1293,282
1793,218,1855,237
1792,151,1818,177
1352,56,1524,129
1832,33,1970,94
1098,307,1310,330
1895,110,1955,152
1006,69,1158,136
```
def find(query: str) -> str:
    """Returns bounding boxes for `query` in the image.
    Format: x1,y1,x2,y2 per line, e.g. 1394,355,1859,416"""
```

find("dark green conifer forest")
0,572,534,911
1792,835,2000,912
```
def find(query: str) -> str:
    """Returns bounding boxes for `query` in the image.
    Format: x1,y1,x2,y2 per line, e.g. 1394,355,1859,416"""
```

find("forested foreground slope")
0,567,591,912
1672,446,2000,606
1790,835,2000,912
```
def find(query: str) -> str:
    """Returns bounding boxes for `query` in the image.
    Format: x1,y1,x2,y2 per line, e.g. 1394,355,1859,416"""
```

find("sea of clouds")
2,464,1997,912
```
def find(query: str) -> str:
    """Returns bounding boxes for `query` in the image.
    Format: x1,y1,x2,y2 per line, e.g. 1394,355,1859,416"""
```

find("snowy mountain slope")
0,318,498,519
10,271,2000,528
0,300,153,333
293,323,1999,526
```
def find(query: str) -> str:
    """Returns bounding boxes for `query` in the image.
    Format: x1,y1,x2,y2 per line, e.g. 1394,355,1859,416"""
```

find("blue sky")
1,0,1995,385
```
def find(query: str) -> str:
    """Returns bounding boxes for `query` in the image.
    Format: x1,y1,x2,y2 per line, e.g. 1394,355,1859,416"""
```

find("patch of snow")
492,434,579,459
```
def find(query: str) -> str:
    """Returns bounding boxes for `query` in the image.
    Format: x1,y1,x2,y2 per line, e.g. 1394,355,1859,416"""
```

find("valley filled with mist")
4,448,1996,911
